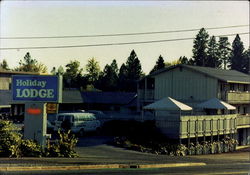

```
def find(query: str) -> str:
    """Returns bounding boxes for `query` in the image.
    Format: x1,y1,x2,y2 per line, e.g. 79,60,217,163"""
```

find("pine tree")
98,59,119,91
118,50,143,92
126,50,142,80
150,55,165,74
192,28,209,66
64,60,82,88
0,59,10,70
229,34,246,73
118,63,127,91
218,37,231,69
244,47,250,74
16,52,47,73
85,57,101,85
207,36,220,68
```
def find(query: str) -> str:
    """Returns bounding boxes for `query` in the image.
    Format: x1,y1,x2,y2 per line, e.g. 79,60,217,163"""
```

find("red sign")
26,108,42,115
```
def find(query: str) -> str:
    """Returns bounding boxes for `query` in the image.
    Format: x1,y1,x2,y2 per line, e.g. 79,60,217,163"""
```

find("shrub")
0,120,22,157
46,130,78,157
20,140,42,157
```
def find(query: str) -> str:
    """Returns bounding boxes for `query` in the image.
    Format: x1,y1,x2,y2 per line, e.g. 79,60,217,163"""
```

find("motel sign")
12,75,62,147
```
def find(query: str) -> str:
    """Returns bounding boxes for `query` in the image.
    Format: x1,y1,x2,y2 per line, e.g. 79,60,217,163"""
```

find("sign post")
12,75,62,147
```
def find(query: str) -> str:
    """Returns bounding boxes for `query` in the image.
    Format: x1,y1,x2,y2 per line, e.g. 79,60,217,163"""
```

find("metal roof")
197,98,236,110
149,64,250,84
143,97,192,111
183,65,250,84
62,90,137,105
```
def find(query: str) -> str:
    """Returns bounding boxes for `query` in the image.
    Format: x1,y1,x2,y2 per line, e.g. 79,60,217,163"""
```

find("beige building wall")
153,67,218,102
0,77,11,90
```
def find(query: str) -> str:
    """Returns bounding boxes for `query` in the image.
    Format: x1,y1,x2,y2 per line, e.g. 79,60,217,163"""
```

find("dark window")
244,84,248,91
230,84,235,91
237,106,241,114
147,78,155,89
243,107,247,114
58,115,64,121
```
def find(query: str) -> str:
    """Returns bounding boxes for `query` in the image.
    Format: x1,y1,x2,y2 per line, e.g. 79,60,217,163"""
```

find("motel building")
138,64,250,146
1,65,250,146
0,70,137,122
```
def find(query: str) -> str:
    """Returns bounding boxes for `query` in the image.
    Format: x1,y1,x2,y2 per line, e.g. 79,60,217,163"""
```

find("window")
58,115,64,121
237,106,241,114
243,107,247,114
230,84,235,91
244,84,248,91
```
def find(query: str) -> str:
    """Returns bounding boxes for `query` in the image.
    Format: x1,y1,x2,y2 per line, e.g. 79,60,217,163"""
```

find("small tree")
150,55,165,74
179,56,190,65
63,60,82,88
97,59,119,91
0,59,10,70
17,52,47,73
85,58,101,85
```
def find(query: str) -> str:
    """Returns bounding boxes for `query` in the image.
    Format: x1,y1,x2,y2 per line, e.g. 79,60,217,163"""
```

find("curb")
236,145,250,150
0,162,206,172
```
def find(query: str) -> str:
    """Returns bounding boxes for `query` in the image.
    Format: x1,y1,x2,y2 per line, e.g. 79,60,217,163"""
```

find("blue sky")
0,1,249,74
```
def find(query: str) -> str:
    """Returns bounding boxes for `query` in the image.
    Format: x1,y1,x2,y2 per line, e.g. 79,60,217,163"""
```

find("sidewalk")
0,159,206,172
0,144,248,172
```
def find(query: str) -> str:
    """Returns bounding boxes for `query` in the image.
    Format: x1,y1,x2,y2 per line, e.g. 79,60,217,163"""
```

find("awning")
143,97,192,111
197,98,236,110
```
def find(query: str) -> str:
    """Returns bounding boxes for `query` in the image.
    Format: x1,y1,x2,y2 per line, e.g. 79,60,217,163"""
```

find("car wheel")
79,129,85,137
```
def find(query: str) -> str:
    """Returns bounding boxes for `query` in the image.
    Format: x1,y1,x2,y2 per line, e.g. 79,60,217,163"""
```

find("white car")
54,113,101,136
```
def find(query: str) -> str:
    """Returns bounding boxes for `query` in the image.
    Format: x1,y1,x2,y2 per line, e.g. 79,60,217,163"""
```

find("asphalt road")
0,136,250,175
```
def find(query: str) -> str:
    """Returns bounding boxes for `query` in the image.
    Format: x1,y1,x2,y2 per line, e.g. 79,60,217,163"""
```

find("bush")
0,120,22,157
20,140,42,157
0,120,78,158
45,130,78,157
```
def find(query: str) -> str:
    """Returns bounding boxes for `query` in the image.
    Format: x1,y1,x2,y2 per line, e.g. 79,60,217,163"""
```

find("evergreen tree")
218,37,231,69
123,50,143,92
229,34,246,73
0,59,10,70
192,28,209,66
244,47,250,74
207,36,220,68
85,57,101,85
51,66,65,76
178,56,189,65
118,63,127,91
150,55,165,74
17,52,47,73
126,50,142,80
64,60,82,88
97,59,119,91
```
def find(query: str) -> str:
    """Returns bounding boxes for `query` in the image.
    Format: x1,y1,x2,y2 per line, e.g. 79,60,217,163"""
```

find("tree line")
0,28,249,92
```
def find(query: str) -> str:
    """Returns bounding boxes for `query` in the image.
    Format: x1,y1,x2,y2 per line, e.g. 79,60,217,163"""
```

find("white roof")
143,97,192,111
197,98,236,110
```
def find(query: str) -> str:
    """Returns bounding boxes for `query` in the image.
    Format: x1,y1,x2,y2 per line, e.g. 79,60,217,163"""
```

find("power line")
0,32,249,50
0,25,249,40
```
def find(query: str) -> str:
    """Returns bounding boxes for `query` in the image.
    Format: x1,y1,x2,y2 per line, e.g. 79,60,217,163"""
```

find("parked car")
87,110,113,126
54,113,101,136
47,120,55,134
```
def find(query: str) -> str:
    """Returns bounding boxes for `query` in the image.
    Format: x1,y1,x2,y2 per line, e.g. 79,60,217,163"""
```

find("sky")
0,1,249,74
